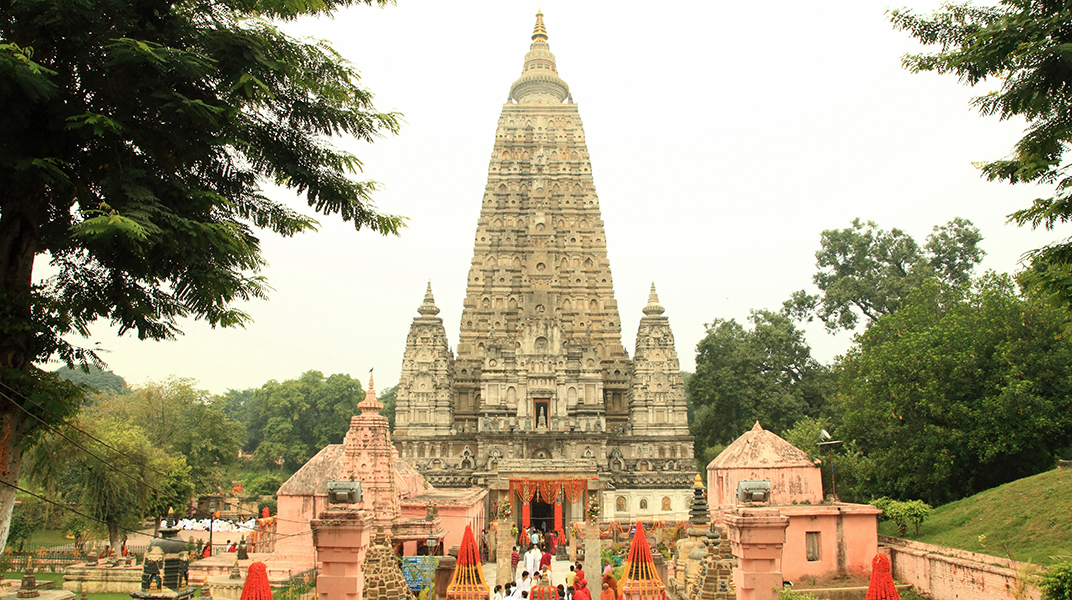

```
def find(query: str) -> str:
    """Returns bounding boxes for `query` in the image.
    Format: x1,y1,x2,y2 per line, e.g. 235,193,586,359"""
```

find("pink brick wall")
880,536,1041,600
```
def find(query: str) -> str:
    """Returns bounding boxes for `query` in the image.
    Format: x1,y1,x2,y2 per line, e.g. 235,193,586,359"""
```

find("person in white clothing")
524,546,540,575
518,571,533,595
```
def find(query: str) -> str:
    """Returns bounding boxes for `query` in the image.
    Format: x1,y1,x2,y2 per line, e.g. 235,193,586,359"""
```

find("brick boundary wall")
878,536,1041,600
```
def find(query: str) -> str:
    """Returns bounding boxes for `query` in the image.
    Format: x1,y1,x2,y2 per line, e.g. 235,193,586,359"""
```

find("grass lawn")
3,571,64,585
29,529,78,547
878,467,1072,565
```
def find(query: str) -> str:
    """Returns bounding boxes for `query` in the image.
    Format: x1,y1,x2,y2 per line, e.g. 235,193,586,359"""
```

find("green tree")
377,384,397,432
0,0,401,550
890,2,1072,322
242,371,364,470
8,496,44,551
54,366,128,395
838,273,1072,504
32,418,193,550
689,309,831,452
87,378,244,489
786,218,984,331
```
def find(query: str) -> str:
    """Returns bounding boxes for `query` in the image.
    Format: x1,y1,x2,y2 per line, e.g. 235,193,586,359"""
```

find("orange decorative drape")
619,522,666,599
510,478,587,503
447,525,491,600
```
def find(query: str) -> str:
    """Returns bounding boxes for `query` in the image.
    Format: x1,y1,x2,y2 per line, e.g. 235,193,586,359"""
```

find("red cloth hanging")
240,562,273,600
865,554,900,600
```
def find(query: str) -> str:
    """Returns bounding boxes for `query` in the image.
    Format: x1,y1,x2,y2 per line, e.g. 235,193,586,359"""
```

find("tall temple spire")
394,13,695,505
510,10,569,103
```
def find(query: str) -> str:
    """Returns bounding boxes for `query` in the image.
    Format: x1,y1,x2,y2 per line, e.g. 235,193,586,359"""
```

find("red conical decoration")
865,554,900,600
619,523,665,600
240,562,273,600
446,525,489,600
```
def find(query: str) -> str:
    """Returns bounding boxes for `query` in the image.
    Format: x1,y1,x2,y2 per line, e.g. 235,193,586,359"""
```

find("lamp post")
817,429,843,500
426,530,438,556
208,499,216,557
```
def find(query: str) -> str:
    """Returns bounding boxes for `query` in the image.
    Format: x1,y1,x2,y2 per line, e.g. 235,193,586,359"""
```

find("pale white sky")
69,1,1063,394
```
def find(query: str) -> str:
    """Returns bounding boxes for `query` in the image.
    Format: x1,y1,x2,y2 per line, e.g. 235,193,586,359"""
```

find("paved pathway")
481,557,581,589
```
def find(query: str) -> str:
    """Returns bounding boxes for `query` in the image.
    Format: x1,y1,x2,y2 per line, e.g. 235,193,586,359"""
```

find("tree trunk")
109,523,121,556
0,409,29,554
0,197,44,555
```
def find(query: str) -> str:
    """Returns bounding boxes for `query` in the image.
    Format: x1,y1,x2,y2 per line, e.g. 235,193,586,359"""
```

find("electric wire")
0,379,357,527
0,477,362,548
0,388,168,496
0,379,174,481
0,380,376,534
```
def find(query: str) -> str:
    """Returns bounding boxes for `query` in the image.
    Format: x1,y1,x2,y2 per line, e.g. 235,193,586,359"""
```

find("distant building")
392,12,695,527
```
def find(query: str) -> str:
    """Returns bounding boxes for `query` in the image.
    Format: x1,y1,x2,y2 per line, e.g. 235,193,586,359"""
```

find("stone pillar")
496,520,515,587
723,509,789,600
584,522,600,581
312,509,373,600
434,556,456,600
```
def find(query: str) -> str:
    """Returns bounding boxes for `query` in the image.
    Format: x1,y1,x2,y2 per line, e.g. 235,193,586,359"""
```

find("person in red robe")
573,578,592,600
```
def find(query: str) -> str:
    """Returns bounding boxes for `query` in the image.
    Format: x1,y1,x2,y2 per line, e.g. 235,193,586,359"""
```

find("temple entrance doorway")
529,498,554,537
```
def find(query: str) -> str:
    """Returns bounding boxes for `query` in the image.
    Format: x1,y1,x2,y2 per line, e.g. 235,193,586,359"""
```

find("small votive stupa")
132,511,193,600
362,528,415,600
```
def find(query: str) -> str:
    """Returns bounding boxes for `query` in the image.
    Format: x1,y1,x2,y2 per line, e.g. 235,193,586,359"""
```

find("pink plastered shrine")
708,422,880,583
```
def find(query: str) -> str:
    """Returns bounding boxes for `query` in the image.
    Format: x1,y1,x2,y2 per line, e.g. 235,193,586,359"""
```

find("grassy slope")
877,468,1072,564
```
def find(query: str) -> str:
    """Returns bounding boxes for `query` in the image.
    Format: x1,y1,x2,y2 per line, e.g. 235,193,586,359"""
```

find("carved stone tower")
394,12,694,519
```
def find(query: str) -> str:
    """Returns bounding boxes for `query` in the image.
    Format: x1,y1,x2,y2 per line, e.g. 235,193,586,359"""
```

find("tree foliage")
87,377,243,490
870,497,933,537
689,309,832,450
377,384,397,432
837,273,1072,505
8,497,44,551
787,218,984,331
889,1,1072,322
0,0,400,551
1041,562,1072,600
30,418,193,550
226,371,364,470
54,366,128,395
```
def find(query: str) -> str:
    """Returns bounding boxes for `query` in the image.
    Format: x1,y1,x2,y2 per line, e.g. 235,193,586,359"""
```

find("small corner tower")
630,283,690,436
395,282,455,437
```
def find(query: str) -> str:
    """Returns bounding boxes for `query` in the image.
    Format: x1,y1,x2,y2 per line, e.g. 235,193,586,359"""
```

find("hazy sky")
70,0,1063,394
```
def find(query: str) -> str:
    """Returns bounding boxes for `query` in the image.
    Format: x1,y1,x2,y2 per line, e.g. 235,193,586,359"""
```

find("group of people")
519,525,560,555
167,517,258,533
493,559,593,600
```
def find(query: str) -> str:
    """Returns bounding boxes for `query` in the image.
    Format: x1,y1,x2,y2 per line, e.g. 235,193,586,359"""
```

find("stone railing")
879,536,1041,600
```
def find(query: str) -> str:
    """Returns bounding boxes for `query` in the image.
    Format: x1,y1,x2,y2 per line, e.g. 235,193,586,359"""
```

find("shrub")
869,497,932,536
1040,562,1072,600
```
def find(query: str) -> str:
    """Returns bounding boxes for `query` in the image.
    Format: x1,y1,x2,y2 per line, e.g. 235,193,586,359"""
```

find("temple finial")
418,281,441,316
532,10,547,41
643,282,665,316
510,10,568,103
358,368,383,412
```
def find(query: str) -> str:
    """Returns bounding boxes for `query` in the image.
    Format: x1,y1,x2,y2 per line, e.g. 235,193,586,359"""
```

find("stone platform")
63,562,142,594
0,590,75,600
